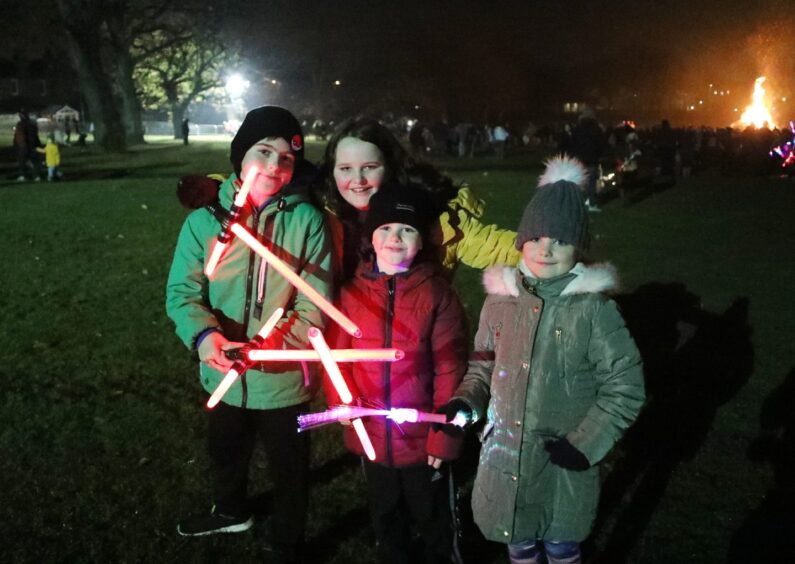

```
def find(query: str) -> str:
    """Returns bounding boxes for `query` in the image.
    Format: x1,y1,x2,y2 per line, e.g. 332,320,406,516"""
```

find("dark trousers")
363,459,459,564
207,400,310,546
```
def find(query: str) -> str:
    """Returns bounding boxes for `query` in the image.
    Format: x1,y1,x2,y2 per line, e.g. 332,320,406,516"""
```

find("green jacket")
166,175,332,410
453,262,645,543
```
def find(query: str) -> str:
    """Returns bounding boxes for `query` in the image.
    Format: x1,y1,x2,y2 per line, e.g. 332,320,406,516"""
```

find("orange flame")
740,77,776,129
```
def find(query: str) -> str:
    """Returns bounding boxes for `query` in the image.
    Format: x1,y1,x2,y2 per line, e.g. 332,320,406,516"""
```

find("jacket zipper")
240,207,260,408
383,276,396,466
253,211,275,320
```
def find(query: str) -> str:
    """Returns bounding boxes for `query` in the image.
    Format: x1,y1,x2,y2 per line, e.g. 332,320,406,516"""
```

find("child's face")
522,237,577,279
372,222,422,274
240,137,295,198
333,137,386,211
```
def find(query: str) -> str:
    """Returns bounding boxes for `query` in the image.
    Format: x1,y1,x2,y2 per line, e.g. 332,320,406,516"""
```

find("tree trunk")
57,0,126,152
115,48,145,144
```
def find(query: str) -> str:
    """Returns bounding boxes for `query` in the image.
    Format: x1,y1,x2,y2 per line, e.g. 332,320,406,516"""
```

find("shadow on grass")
727,366,795,563
585,283,754,563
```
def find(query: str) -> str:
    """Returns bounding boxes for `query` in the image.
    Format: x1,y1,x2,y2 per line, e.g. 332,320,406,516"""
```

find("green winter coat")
166,175,332,410
453,262,645,544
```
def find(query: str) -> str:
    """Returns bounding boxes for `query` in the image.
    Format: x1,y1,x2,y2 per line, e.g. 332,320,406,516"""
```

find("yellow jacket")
37,141,61,167
328,185,520,284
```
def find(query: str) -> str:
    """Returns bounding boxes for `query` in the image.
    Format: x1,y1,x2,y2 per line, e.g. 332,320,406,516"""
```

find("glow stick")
206,307,283,409
352,418,376,460
297,405,469,432
204,167,260,277
231,223,361,337
248,348,404,362
307,328,353,404
307,327,376,460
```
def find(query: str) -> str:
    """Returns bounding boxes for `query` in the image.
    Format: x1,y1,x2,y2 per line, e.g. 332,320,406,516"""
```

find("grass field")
1,138,794,563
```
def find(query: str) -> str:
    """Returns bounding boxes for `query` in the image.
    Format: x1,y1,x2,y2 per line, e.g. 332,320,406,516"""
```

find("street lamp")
225,74,250,99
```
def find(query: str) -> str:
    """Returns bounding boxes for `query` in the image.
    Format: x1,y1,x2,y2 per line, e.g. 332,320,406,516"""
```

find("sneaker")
587,204,602,212
177,505,253,536
16,176,26,182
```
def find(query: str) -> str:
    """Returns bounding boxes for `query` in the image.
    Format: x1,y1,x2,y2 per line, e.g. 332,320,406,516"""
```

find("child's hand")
544,438,590,471
198,332,245,372
427,455,443,469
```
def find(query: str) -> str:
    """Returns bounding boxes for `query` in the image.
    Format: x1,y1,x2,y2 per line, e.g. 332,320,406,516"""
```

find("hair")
319,118,457,220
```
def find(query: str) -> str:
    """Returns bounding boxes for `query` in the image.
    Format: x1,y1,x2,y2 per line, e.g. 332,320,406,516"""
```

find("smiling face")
372,222,422,274
522,237,577,279
240,137,295,202
333,137,387,211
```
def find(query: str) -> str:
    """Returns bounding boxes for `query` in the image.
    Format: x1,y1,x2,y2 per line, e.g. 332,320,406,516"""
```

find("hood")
483,262,619,297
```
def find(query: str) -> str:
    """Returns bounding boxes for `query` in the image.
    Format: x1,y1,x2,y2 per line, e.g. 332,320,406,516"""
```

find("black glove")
434,399,474,436
544,438,590,471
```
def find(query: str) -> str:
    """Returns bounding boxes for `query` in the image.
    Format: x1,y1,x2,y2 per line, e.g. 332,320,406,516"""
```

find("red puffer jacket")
327,260,468,467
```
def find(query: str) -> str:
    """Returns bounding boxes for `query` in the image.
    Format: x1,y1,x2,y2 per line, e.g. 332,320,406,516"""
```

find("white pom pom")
537,154,588,188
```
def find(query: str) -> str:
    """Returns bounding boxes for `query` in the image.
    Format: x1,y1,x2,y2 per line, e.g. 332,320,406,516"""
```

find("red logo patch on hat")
291,134,303,152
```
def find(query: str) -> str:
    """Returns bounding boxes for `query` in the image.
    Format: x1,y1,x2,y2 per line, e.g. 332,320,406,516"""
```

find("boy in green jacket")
166,106,331,562
440,155,645,564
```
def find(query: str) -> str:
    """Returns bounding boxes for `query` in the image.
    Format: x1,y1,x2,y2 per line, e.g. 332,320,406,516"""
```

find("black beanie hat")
364,182,435,241
515,155,591,252
230,106,304,177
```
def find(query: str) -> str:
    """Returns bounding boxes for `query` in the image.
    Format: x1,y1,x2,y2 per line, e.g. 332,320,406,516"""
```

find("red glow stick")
307,327,376,460
307,328,353,404
247,348,404,363
206,307,283,408
352,418,376,460
204,166,260,277
230,223,361,338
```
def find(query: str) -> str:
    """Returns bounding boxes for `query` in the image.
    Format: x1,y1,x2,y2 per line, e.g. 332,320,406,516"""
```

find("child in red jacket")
328,183,468,564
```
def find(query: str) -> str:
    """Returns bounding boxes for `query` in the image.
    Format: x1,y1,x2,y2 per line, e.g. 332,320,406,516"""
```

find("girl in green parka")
440,155,645,564
166,106,331,562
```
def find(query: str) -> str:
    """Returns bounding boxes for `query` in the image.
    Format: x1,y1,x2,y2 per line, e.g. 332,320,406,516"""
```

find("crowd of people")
165,106,646,564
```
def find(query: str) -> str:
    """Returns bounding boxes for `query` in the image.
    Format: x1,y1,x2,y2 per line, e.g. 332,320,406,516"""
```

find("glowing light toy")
308,327,376,460
247,348,404,363
204,166,260,277
770,121,795,169
206,307,284,409
297,405,470,432
230,223,361,338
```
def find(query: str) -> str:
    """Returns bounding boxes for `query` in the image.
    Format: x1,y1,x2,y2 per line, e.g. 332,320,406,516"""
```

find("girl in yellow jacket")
317,118,521,284
37,134,62,181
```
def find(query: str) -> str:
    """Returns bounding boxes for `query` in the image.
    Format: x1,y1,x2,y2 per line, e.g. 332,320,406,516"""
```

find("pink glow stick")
297,406,468,431
204,166,260,277
230,223,361,338
247,348,404,363
206,307,283,409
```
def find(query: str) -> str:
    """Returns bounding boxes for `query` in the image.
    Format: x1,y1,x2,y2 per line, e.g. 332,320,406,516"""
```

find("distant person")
569,108,606,211
13,110,43,182
166,106,330,563
181,117,190,145
440,155,645,564
656,119,677,181
327,185,468,564
37,133,62,181
492,124,509,159
64,118,72,144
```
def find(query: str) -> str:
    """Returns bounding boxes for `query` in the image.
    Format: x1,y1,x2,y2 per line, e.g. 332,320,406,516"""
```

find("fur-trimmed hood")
482,262,618,297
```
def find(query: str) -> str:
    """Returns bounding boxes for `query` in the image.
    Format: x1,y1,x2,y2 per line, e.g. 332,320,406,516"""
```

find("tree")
133,30,231,138
56,0,127,151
